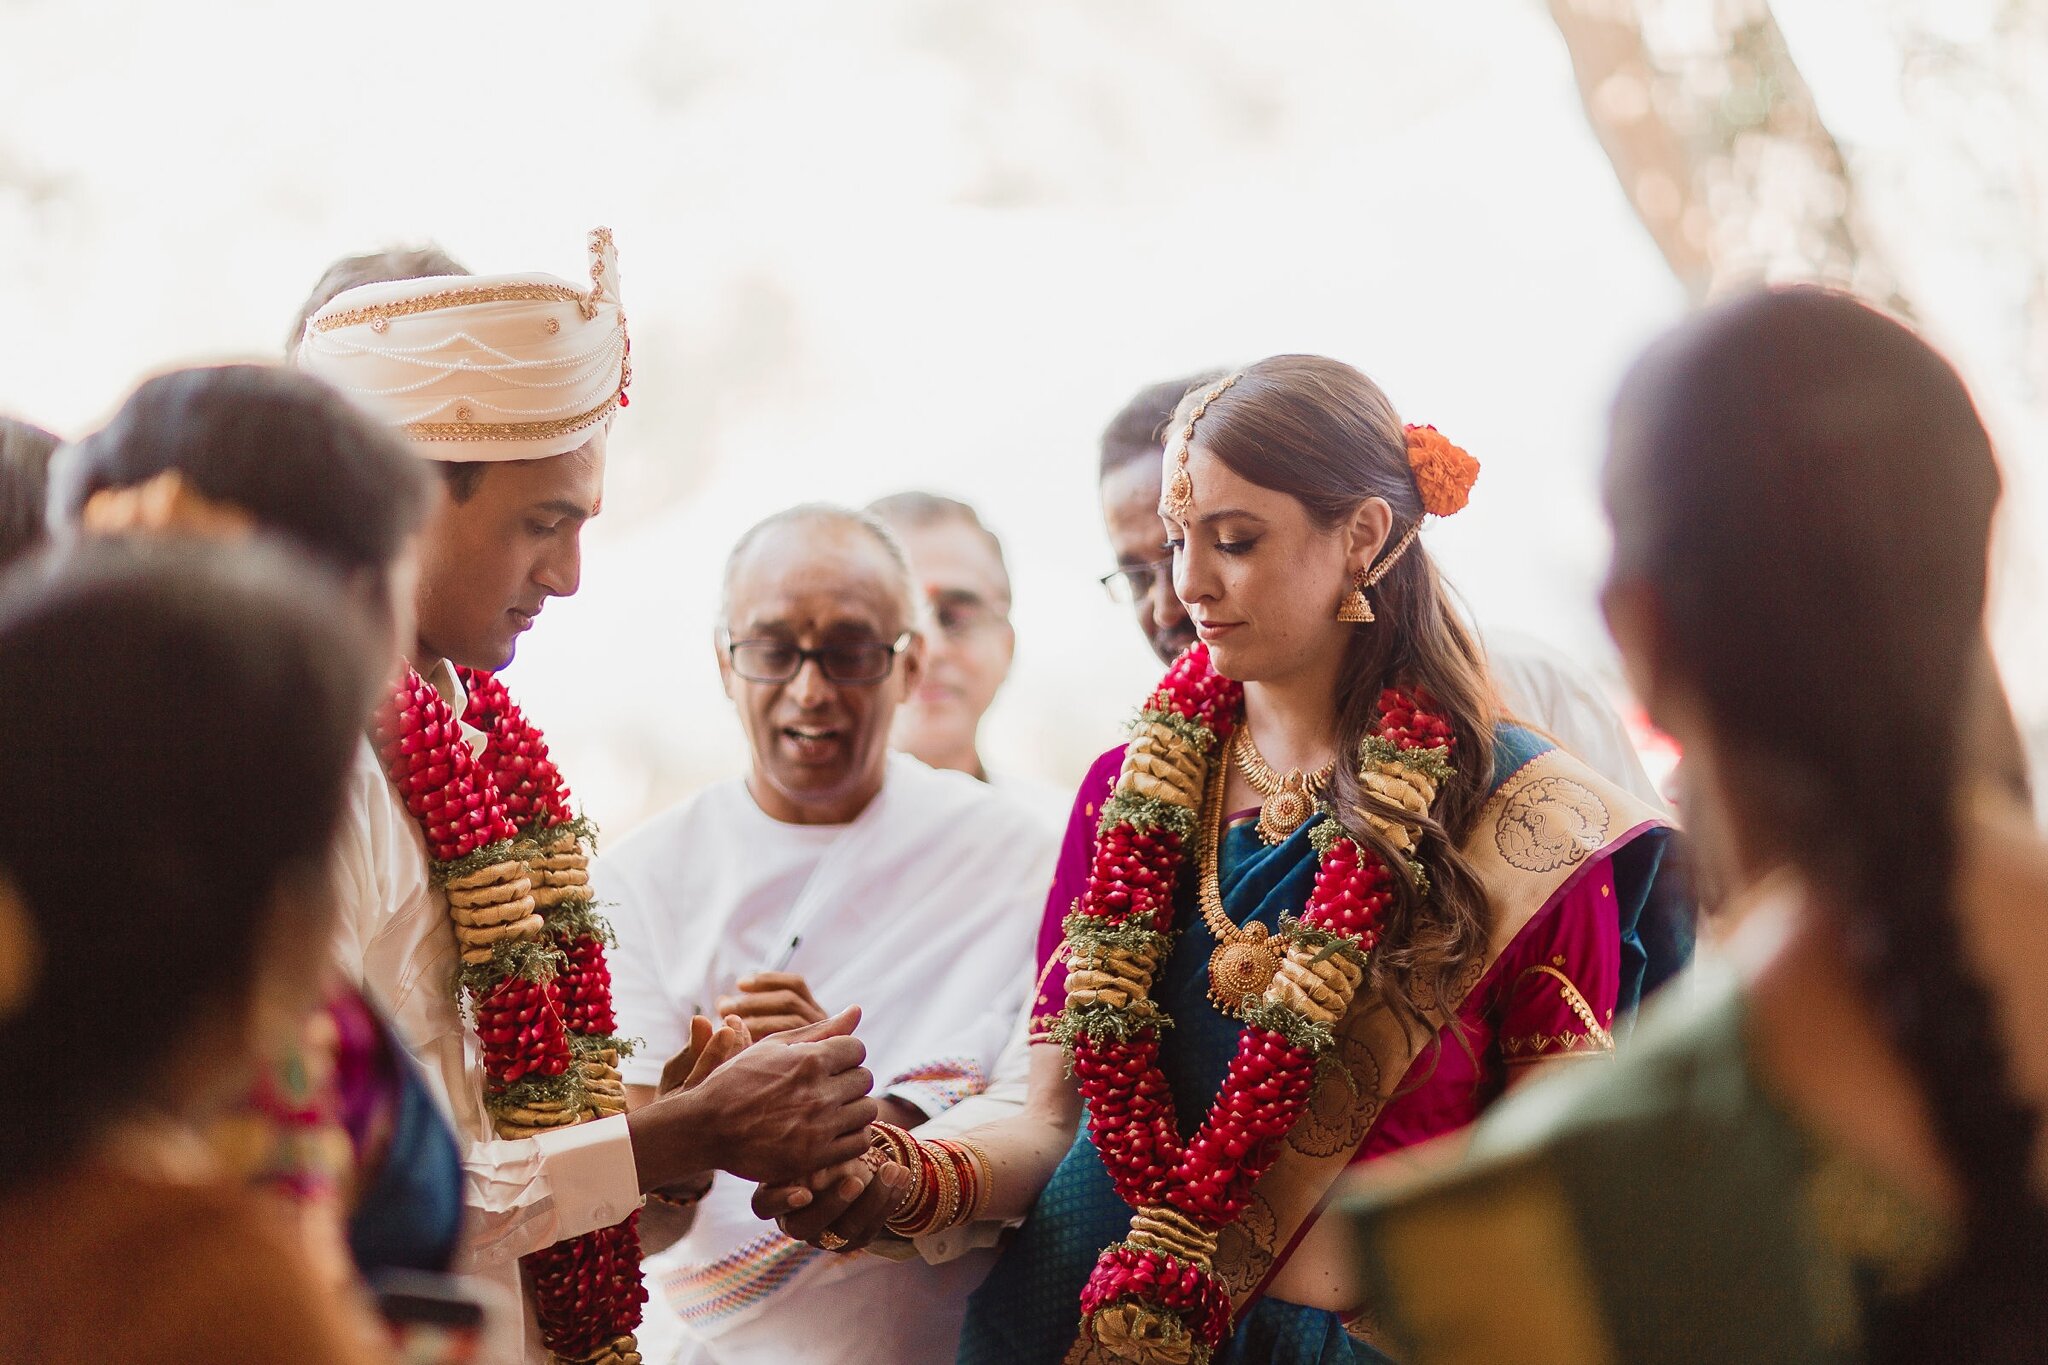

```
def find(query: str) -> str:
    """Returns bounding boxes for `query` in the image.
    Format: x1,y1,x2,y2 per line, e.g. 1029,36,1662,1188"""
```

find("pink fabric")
1029,747,1124,1039
1355,858,1619,1161
326,984,401,1171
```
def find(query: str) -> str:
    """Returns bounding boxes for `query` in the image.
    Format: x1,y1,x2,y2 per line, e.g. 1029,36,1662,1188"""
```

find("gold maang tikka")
1161,372,1242,522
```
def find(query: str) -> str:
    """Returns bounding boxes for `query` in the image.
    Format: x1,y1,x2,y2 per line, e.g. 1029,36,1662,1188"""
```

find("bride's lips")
1194,619,1243,641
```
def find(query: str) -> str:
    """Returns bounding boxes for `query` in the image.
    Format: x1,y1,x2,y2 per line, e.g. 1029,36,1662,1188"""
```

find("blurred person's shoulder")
0,1152,386,1363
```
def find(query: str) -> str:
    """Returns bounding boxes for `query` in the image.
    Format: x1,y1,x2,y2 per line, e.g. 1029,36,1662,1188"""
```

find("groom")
293,234,880,1364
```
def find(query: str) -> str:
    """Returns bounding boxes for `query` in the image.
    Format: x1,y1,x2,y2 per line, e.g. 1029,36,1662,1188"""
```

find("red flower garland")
374,668,645,1364
1058,644,1456,1362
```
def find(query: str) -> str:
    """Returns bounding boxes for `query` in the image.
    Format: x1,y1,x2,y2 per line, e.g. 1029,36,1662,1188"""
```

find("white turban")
296,227,629,462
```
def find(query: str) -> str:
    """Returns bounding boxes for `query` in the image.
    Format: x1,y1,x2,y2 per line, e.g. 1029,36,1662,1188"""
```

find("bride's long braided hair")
1605,286,2045,1361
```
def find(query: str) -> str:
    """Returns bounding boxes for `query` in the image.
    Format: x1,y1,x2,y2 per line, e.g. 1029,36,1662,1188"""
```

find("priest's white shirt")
601,753,1057,1365
328,664,642,1365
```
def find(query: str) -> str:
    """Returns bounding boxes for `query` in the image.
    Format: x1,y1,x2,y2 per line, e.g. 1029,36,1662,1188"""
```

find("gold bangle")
925,1140,961,1235
868,1120,917,1171
893,1139,951,1238
956,1136,995,1222
885,1153,935,1236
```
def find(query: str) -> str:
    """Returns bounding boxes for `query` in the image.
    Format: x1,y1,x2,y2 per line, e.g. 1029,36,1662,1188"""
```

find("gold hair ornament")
1160,373,1241,523
1337,422,1478,623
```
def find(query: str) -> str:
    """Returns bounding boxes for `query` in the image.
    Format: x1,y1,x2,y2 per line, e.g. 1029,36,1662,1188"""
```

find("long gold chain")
1232,721,1335,846
1200,731,1285,1014
1200,734,1245,944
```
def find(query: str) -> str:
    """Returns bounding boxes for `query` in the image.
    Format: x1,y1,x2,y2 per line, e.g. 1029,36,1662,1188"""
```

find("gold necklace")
1200,730,1286,1015
1233,722,1335,847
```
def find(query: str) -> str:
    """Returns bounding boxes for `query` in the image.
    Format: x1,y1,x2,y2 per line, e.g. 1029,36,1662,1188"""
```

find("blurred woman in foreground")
1346,287,2048,1363
53,365,462,1292
0,538,389,1363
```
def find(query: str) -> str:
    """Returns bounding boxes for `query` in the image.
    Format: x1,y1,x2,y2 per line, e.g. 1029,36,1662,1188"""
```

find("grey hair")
865,490,1010,598
719,502,919,630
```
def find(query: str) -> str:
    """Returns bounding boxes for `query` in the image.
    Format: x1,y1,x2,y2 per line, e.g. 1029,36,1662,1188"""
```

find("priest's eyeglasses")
1099,556,1174,605
724,632,914,685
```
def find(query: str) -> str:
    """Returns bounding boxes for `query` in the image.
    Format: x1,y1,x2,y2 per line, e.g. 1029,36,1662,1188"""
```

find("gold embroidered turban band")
297,227,629,463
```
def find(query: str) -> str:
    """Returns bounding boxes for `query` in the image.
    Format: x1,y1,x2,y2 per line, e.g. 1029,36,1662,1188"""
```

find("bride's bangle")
868,1122,991,1238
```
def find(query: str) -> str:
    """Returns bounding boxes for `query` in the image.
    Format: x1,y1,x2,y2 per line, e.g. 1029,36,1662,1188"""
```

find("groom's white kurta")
602,753,1057,1365
329,663,643,1365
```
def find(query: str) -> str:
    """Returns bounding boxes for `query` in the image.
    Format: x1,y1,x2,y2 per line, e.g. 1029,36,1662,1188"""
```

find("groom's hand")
629,1006,876,1190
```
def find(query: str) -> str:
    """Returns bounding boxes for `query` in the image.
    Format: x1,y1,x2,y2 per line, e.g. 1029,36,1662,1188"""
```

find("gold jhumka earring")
1336,520,1423,624
1335,570,1373,624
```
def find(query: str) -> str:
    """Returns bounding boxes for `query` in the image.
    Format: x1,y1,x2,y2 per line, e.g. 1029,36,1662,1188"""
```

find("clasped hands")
642,973,916,1253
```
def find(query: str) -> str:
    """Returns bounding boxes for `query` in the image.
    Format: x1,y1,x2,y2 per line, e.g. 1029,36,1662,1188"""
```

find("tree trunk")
1546,0,1910,315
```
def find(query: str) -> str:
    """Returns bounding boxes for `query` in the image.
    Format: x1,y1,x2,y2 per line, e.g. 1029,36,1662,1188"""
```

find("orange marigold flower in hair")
1404,424,1479,518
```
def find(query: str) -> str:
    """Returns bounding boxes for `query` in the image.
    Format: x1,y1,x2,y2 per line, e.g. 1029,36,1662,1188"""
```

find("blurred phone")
372,1269,486,1365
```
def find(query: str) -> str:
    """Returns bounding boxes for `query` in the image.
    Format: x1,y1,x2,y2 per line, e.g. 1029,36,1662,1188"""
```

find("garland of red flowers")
1055,643,1454,1365
374,667,645,1365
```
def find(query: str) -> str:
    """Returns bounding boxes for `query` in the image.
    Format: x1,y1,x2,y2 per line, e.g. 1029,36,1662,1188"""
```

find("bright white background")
2,0,2039,835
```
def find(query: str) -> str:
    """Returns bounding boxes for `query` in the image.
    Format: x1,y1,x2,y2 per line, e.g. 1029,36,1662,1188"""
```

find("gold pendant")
1208,923,1281,1016
1254,772,1316,845
1164,463,1194,521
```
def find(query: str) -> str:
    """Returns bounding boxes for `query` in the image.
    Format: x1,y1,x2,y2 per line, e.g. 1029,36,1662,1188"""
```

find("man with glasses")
867,492,1067,823
1097,372,1223,666
600,504,1056,1365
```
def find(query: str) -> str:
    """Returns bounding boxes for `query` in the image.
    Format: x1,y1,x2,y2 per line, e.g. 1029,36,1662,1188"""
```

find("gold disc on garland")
1208,923,1282,1015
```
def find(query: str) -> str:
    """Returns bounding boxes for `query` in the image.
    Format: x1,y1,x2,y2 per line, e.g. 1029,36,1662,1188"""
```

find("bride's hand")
756,1155,913,1253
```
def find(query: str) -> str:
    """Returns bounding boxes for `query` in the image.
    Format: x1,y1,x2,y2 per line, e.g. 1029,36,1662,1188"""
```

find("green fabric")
1342,967,1952,1365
